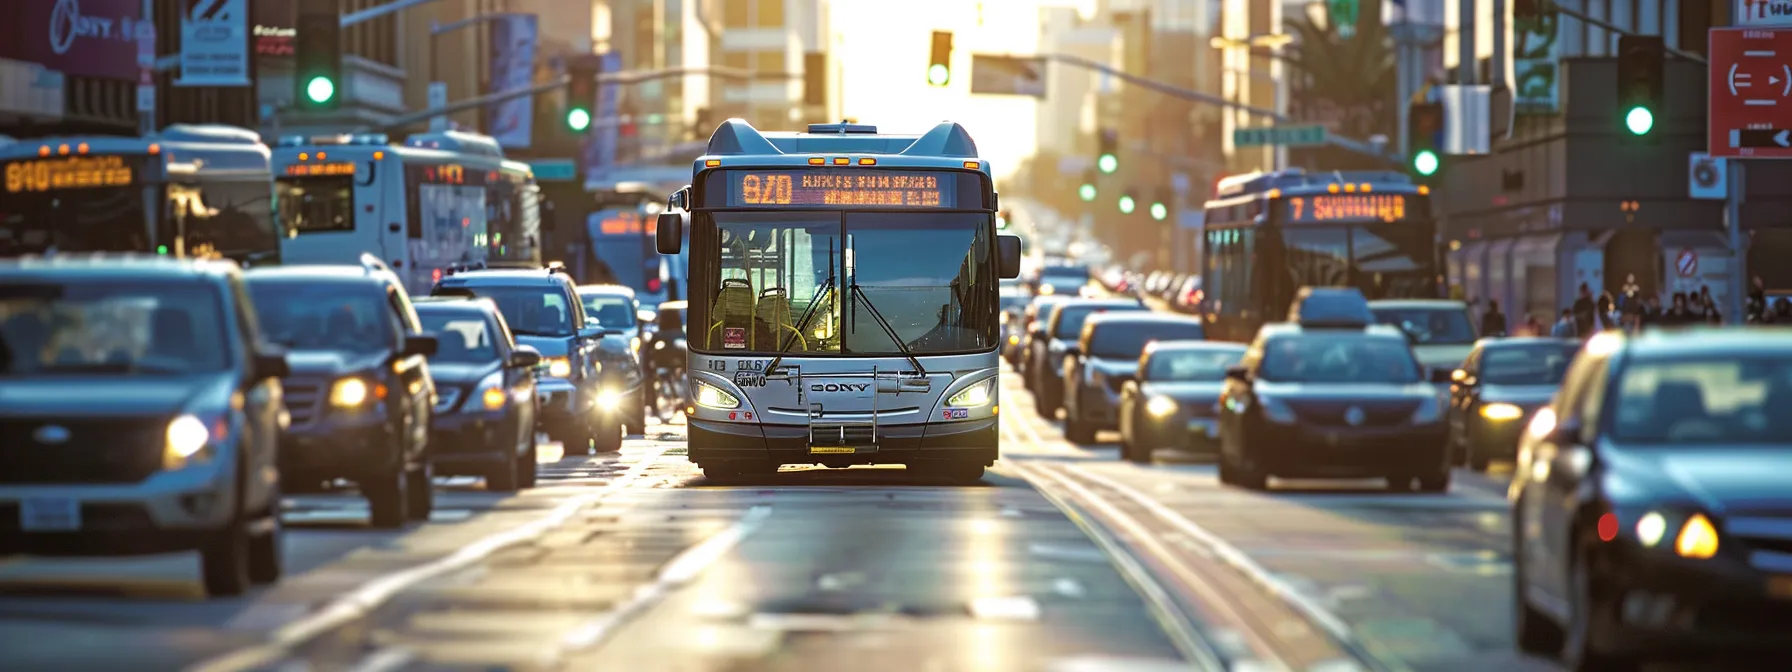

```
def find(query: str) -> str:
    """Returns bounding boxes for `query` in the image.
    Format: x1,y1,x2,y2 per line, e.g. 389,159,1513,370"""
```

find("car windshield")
1259,334,1423,384
1055,304,1142,340
1610,356,1792,444
1481,343,1580,385
452,285,575,338
1147,348,1246,381
248,280,394,354
580,293,636,331
0,280,230,375
417,312,498,364
1089,322,1206,359
1372,307,1476,345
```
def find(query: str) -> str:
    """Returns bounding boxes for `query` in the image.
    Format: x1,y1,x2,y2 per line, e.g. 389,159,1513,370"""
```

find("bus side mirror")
997,234,1022,279
656,213,683,254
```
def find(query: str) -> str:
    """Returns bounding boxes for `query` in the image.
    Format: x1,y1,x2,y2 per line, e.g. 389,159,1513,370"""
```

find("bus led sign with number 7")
1284,194,1408,223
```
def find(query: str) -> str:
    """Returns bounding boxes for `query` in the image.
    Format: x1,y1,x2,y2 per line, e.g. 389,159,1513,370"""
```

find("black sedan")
1513,330,1792,668
1448,337,1579,471
1062,312,1207,444
1217,322,1454,491
414,298,541,492
1118,342,1247,463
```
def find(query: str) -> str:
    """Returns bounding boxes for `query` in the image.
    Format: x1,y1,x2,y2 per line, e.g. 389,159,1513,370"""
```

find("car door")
493,313,536,451
1522,351,1609,603
1449,347,1483,444
559,283,600,383
229,275,283,511
386,287,432,461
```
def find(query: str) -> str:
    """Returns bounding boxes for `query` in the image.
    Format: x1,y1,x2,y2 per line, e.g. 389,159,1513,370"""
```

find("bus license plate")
810,446,856,455
20,498,80,532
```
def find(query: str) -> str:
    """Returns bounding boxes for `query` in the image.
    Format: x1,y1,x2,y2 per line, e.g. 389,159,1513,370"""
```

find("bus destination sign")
4,156,134,193
729,169,956,208
284,162,356,177
1281,194,1416,224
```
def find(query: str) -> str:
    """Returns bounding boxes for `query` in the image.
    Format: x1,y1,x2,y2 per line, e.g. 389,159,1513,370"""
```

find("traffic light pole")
366,66,798,133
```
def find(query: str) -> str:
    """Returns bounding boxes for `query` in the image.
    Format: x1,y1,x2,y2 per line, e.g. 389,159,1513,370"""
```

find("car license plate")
1769,576,1792,599
810,446,856,454
20,498,80,532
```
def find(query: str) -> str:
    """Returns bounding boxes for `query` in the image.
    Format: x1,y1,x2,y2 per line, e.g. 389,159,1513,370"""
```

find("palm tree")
1282,13,1398,170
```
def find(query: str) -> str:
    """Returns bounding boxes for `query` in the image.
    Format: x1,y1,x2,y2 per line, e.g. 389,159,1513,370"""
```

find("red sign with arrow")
1710,28,1792,158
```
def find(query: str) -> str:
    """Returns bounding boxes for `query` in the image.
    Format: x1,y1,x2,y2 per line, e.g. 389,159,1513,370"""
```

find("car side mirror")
509,345,543,368
1225,365,1250,381
1548,419,1585,446
253,348,290,380
402,334,439,358
1430,367,1456,384
997,234,1023,279
656,213,683,254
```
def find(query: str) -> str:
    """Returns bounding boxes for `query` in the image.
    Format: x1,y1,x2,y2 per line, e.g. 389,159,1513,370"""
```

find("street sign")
1232,125,1328,147
527,159,577,182
969,55,1046,97
1689,152,1728,199
1677,248,1699,278
427,82,448,131
1736,0,1792,27
1709,28,1792,158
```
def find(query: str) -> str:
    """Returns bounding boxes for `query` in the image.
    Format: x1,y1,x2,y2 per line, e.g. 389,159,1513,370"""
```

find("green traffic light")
1078,183,1096,202
928,64,950,86
1149,202,1168,221
1118,195,1135,214
1625,106,1654,135
567,107,592,131
1413,149,1440,177
1097,154,1118,174
304,76,335,104
156,245,169,255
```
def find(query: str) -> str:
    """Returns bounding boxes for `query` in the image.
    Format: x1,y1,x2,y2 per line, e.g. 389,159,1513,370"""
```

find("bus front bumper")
686,417,999,468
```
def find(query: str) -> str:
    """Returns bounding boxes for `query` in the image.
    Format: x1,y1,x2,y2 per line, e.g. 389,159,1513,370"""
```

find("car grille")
1286,400,1419,427
0,418,167,484
283,378,326,429
435,387,465,414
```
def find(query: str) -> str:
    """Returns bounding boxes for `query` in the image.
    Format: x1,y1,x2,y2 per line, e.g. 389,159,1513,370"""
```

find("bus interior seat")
755,287,806,350
712,278,756,347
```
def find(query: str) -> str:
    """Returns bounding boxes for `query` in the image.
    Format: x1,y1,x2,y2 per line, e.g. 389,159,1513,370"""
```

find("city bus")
0,124,280,263
1199,169,1439,342
588,205,688,313
272,130,542,294
654,120,1022,483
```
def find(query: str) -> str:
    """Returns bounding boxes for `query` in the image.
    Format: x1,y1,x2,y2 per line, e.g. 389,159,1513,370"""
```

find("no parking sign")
1677,249,1699,278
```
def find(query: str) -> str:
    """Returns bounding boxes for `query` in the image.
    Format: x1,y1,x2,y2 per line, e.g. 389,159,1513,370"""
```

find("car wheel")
592,418,623,453
518,441,539,489
1513,533,1566,655
246,488,283,585
1221,445,1266,490
365,467,409,529
1563,544,1638,670
1468,439,1492,472
1416,468,1451,493
201,521,253,597
488,452,520,492
405,464,434,521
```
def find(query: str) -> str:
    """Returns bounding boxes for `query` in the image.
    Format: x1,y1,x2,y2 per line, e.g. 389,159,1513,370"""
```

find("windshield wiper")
848,280,927,375
766,240,837,375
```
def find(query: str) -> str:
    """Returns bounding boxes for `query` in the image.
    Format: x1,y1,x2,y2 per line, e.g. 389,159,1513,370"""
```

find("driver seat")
710,278,756,348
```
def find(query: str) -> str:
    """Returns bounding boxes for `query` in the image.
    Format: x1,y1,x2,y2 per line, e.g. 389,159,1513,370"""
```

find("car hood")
285,350,388,377
0,374,232,417
1479,384,1557,408
1411,343,1476,370
1086,357,1138,375
1607,447,1792,514
429,361,500,385
517,336,571,358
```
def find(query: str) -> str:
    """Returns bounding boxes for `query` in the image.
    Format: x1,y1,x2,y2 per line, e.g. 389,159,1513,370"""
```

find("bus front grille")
809,423,875,447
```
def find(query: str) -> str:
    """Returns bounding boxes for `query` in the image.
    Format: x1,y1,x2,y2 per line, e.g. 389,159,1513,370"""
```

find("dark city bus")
587,206,687,311
1198,169,1438,342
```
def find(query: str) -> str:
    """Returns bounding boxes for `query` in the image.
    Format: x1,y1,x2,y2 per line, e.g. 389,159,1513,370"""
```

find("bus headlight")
542,357,572,378
694,380,740,409
1146,396,1178,418
947,379,995,407
330,378,371,407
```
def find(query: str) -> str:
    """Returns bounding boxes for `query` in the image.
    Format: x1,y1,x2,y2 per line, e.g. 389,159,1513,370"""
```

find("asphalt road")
0,370,1592,672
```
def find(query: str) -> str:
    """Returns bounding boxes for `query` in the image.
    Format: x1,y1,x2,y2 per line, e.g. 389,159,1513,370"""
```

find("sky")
830,0,1045,182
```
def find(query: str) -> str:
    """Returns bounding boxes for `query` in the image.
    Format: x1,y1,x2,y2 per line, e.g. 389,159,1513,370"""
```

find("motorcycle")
647,335,689,422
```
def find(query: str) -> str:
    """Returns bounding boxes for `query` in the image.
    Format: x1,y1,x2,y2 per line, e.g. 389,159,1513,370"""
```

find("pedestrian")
1595,293,1620,334
1552,309,1576,338
1701,291,1723,324
1481,300,1508,337
1572,283,1596,337
1662,293,1694,326
1748,275,1768,323
1522,313,1543,336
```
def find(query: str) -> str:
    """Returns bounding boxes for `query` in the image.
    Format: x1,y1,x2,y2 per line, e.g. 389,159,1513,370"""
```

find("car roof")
437,270,568,287
244,265,391,285
0,253,243,281
1146,341,1246,356
1476,336,1579,349
1057,298,1141,309
1085,312,1203,329
413,299,495,315
659,300,688,311
1369,299,1469,310
576,284,637,297
1623,328,1792,359
1259,322,1409,340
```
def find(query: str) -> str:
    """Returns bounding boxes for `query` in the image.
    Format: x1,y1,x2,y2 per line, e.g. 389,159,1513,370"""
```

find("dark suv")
0,255,290,597
244,258,438,528
1061,313,1207,443
432,267,624,453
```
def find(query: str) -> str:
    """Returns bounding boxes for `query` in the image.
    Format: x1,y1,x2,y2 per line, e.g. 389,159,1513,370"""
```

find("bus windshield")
0,184,149,255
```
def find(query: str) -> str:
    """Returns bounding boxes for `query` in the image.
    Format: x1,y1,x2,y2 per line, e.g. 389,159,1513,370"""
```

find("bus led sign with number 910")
1282,194,1411,223
4,156,134,193
728,169,956,208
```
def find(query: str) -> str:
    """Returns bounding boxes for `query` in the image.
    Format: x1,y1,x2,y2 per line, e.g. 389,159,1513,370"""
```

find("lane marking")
969,595,1042,621
1065,466,1403,672
1007,460,1230,671
559,505,773,651
190,446,668,672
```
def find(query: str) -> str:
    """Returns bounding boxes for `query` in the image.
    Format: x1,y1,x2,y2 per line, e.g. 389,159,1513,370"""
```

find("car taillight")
647,277,663,292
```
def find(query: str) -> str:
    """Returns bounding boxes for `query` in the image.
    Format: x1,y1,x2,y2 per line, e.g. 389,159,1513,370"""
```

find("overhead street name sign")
1709,28,1792,158
1233,125,1328,148
969,55,1046,97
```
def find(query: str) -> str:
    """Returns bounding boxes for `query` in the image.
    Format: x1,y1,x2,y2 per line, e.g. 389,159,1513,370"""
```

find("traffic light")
1617,35,1663,138
565,57,598,132
294,7,342,110
1118,192,1136,215
1078,169,1098,202
804,52,827,106
1149,188,1171,221
928,31,953,86
1407,101,1444,181
1097,128,1119,174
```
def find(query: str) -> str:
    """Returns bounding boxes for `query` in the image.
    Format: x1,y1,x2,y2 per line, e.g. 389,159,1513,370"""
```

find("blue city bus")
587,205,688,312
0,125,279,263
1199,169,1439,342
655,120,1023,483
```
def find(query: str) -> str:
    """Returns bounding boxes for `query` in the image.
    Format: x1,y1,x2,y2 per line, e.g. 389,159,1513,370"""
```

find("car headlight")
1480,402,1524,421
1258,396,1296,423
1675,513,1720,559
330,377,372,407
164,413,215,470
1049,340,1066,353
1636,512,1668,547
1146,395,1177,418
542,356,572,378
1410,395,1445,424
630,337,642,353
948,379,995,407
654,340,666,350
999,312,1010,325
596,388,622,410
1008,334,1020,345
694,380,740,409
475,371,507,411
1039,284,1056,295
